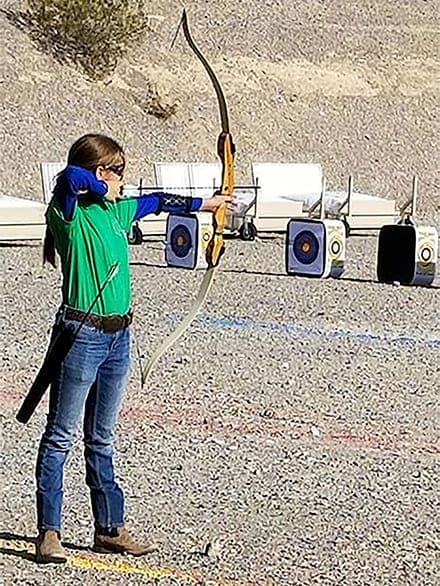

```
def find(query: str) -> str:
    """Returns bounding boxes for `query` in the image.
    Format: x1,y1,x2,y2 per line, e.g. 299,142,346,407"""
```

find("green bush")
25,0,151,80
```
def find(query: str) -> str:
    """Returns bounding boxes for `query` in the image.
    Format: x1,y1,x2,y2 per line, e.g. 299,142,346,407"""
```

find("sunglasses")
103,162,125,177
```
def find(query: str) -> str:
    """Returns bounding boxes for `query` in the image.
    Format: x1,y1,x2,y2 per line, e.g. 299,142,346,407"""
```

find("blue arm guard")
134,192,203,221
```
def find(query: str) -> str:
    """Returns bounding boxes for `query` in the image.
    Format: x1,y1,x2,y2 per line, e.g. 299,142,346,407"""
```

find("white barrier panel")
188,162,222,194
154,162,193,196
165,212,214,270
40,162,65,203
285,218,346,278
251,162,319,232
377,224,438,286
0,195,46,241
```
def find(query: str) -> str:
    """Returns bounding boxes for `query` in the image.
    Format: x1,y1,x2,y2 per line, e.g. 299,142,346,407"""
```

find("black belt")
63,307,133,333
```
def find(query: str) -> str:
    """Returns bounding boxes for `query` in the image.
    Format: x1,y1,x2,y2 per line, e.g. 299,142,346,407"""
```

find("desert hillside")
1,0,439,214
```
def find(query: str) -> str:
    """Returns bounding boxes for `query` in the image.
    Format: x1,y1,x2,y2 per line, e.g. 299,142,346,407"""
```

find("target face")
420,245,433,263
293,230,319,264
377,224,437,286
286,219,326,277
325,222,346,277
329,236,343,258
165,214,199,269
201,226,212,252
170,225,192,258
418,240,435,265
415,227,438,283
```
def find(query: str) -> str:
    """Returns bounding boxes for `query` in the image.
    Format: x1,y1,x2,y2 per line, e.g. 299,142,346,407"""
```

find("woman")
35,133,232,563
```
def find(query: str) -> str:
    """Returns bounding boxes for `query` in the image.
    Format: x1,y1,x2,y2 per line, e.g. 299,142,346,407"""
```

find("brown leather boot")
93,526,159,556
35,530,67,564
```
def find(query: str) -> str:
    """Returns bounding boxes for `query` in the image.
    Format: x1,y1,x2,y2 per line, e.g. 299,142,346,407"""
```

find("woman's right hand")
62,165,108,196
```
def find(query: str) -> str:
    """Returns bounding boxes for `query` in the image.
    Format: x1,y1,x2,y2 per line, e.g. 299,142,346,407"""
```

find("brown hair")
67,133,125,169
43,134,125,267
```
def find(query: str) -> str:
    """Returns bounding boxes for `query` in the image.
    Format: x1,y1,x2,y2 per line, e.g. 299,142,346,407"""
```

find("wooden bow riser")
209,134,235,267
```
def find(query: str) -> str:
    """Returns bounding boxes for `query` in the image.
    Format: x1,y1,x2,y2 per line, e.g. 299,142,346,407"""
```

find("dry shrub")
138,81,178,119
24,0,151,81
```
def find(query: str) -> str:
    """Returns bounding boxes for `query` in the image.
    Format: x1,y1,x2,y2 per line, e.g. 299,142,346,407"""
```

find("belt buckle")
103,315,122,333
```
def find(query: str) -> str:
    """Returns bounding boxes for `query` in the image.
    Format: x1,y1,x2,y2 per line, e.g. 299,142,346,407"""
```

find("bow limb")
140,268,215,387
139,10,235,388
182,9,235,267
181,10,229,133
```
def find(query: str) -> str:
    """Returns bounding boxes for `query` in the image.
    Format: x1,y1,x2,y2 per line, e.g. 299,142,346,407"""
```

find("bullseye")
330,239,342,257
170,225,192,258
302,242,311,253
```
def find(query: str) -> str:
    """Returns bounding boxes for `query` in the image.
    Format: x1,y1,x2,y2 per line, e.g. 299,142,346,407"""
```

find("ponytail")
42,167,62,269
43,225,56,268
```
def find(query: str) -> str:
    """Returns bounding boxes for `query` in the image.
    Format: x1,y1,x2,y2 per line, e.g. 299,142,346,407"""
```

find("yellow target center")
301,241,311,254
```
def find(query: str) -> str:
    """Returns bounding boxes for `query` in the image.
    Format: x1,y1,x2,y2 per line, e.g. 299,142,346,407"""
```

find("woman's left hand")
200,194,236,213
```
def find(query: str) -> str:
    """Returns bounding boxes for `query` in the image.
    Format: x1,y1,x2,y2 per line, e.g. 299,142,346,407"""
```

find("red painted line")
2,382,439,456
121,399,440,456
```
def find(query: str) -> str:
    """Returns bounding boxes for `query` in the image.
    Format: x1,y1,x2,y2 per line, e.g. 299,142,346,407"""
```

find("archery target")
377,224,438,286
286,218,346,278
165,213,214,270
377,225,415,284
286,219,326,277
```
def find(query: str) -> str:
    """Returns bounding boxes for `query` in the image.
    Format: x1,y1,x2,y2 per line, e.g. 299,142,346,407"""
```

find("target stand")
377,177,438,286
165,212,214,270
285,218,346,278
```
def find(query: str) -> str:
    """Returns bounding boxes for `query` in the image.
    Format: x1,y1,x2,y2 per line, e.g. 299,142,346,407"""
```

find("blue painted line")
193,315,440,349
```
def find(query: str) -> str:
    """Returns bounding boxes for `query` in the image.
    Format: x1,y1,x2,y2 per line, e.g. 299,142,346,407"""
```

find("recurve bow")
139,9,235,388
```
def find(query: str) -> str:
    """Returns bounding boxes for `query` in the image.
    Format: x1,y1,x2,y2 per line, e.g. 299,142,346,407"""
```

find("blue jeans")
35,317,131,532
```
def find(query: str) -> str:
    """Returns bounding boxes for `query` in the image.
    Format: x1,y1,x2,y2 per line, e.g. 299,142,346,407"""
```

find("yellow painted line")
69,554,205,583
70,553,269,585
0,542,270,586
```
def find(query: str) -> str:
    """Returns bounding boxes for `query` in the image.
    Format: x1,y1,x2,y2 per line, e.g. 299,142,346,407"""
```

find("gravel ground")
0,234,439,585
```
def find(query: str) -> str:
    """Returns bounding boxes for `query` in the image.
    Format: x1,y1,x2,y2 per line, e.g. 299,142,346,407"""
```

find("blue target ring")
170,225,192,258
293,230,319,265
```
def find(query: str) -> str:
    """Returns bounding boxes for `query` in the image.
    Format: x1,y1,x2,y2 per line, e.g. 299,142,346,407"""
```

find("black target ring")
420,245,433,264
293,230,319,265
170,225,192,258
330,237,342,258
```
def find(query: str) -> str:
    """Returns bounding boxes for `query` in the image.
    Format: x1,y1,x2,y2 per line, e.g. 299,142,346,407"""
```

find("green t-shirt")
47,196,138,316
